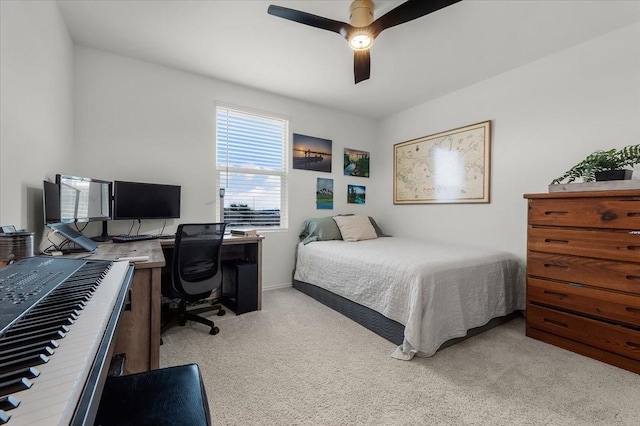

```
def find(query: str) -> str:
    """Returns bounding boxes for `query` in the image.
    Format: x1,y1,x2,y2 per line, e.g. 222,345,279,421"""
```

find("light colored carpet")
160,288,640,425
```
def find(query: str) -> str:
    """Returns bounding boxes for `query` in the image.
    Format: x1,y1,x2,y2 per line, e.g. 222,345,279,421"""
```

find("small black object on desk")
112,234,157,243
95,363,211,425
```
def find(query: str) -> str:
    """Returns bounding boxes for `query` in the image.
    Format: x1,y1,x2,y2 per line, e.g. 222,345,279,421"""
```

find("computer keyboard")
112,234,158,243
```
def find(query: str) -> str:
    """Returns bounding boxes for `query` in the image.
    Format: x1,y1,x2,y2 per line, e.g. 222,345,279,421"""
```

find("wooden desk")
77,235,263,374
77,240,165,374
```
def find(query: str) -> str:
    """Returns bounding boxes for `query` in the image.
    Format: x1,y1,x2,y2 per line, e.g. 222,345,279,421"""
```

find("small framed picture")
347,185,366,204
344,148,370,177
316,178,334,210
292,133,332,173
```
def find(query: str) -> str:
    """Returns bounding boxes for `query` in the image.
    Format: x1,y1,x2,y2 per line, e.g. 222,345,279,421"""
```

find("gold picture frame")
393,120,492,204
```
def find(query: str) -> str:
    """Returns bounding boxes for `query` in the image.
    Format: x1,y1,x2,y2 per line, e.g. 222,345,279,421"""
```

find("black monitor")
43,180,61,224
55,174,112,223
113,180,181,220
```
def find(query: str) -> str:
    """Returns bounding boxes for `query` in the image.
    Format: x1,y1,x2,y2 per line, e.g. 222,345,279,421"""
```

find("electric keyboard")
111,234,157,243
0,256,133,425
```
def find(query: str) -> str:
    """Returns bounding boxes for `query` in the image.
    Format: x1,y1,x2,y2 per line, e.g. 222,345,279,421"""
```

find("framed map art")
393,120,492,204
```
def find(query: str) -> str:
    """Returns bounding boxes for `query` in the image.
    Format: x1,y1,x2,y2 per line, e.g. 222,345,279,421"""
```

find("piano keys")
0,257,133,425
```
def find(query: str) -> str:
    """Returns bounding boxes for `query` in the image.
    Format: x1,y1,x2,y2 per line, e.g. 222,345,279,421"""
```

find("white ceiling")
56,0,640,119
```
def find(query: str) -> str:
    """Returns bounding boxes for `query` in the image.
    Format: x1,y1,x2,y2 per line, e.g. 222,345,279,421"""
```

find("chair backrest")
170,223,227,298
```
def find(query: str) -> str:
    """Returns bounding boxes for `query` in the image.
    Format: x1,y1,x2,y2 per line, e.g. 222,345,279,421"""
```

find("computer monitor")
42,180,100,252
55,174,112,223
43,180,62,225
113,180,181,220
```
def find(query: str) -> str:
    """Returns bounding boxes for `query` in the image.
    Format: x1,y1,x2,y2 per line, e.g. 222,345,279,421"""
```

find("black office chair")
161,223,227,335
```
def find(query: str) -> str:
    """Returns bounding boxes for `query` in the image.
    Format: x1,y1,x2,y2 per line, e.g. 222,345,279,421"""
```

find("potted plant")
551,144,640,184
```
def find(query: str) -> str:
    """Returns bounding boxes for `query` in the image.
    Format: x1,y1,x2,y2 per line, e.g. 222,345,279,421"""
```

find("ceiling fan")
267,0,462,84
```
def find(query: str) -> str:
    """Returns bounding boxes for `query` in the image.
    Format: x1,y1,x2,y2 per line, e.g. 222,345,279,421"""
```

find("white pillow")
332,215,378,242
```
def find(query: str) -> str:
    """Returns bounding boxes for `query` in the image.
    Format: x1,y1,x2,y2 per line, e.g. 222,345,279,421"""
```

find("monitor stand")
91,221,112,242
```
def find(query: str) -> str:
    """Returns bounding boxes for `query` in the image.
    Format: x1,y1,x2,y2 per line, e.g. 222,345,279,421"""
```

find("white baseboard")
263,282,292,291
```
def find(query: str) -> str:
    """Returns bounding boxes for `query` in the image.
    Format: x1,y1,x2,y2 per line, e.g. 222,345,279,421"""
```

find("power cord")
40,228,61,254
159,220,167,237
127,220,135,236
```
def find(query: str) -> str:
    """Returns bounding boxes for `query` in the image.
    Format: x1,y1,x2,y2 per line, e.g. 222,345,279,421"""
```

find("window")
216,105,289,229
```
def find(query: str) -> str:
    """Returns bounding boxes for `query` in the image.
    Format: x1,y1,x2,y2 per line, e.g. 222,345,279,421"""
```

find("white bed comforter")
294,237,525,360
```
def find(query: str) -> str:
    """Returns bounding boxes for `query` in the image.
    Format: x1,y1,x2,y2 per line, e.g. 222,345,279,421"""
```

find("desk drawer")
527,277,640,327
527,304,640,361
528,198,640,229
527,251,640,294
528,227,640,262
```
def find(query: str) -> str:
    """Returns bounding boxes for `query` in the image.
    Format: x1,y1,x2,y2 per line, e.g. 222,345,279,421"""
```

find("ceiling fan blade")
370,0,462,38
354,50,371,84
268,5,351,37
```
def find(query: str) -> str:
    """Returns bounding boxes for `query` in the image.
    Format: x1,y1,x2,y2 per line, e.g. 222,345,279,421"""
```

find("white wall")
4,3,638,290
0,1,75,235
375,23,640,261
73,46,379,289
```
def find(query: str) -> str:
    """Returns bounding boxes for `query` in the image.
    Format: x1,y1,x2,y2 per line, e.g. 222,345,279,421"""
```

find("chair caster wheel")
217,309,225,316
210,326,219,335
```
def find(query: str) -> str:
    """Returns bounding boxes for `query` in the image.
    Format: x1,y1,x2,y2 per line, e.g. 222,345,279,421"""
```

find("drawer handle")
601,211,618,221
543,318,568,328
627,246,640,251
625,306,640,314
628,213,640,217
543,263,568,270
626,341,640,350
544,239,569,244
544,211,568,216
543,290,568,299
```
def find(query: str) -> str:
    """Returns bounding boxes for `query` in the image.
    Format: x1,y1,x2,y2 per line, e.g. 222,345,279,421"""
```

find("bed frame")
293,278,521,352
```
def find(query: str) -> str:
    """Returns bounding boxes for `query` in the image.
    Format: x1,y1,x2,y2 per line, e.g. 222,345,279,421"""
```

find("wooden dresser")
523,190,640,374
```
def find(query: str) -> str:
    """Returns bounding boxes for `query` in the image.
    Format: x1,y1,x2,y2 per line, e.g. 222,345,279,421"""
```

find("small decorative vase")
594,169,633,181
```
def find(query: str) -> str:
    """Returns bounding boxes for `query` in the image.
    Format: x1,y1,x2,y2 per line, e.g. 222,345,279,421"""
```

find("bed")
293,215,526,360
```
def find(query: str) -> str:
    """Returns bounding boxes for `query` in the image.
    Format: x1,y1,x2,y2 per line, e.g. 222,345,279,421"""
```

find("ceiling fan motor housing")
349,0,374,27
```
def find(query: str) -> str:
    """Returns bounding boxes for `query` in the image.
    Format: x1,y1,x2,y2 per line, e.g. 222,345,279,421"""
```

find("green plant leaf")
550,144,640,184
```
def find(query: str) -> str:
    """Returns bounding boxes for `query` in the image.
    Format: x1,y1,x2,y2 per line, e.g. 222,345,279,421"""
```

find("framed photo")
343,148,370,177
393,120,491,204
292,133,332,173
316,178,333,210
347,184,366,204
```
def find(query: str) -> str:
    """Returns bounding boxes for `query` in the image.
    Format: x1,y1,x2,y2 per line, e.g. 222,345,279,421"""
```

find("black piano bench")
94,363,211,426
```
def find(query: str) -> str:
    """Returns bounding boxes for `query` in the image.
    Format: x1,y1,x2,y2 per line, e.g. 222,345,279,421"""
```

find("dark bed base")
292,279,521,353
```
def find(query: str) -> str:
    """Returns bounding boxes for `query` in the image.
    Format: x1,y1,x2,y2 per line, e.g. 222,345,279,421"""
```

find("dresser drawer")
528,197,640,229
528,226,640,262
527,304,640,361
527,277,640,327
527,251,640,294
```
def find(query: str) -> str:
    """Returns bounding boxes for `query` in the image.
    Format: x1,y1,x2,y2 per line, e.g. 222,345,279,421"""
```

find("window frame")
215,103,289,231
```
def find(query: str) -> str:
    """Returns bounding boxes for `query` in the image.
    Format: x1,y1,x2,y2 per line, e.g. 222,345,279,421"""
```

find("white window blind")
216,105,289,229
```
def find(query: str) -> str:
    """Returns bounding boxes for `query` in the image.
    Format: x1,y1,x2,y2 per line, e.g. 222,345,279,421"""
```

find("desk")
75,234,263,374
159,234,264,312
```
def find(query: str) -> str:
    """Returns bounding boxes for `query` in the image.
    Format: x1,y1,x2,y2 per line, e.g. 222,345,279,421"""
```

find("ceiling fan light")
349,33,372,50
